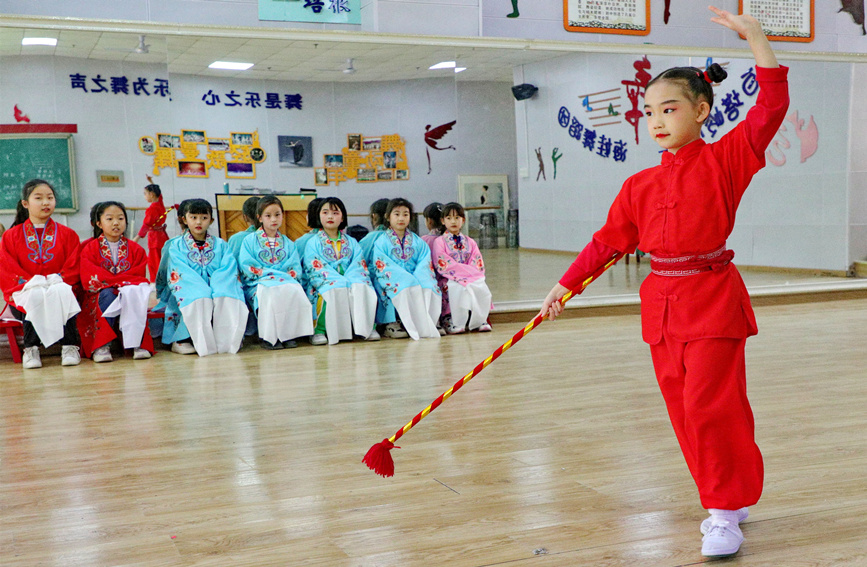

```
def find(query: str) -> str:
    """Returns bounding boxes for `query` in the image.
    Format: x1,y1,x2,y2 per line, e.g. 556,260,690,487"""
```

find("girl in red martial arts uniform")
132,180,170,283
540,7,788,559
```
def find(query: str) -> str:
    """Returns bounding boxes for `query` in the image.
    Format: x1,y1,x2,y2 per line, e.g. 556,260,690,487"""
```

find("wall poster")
739,0,814,42
564,0,650,35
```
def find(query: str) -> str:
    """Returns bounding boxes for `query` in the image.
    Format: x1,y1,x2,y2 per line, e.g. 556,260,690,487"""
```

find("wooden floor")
2,296,867,565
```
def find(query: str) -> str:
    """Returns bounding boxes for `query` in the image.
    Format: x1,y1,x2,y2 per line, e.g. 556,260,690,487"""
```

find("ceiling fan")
103,34,151,55
315,58,357,75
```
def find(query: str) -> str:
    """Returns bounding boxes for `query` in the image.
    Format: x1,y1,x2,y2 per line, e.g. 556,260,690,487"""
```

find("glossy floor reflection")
1,294,866,566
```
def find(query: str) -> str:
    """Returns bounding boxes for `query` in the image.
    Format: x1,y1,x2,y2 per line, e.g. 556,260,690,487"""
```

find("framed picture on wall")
324,154,344,168
458,174,509,239
181,130,206,144
138,136,156,155
395,169,410,180
357,168,376,182
564,0,650,35
739,0,814,42
278,135,313,167
177,160,208,178
208,138,230,152
347,133,362,151
226,162,255,179
157,133,174,149
231,132,254,146
377,170,394,181
314,168,328,185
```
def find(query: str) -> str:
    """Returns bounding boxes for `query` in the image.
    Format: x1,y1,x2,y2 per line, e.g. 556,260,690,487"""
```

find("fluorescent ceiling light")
429,61,456,70
209,61,254,70
454,67,467,73
22,38,57,46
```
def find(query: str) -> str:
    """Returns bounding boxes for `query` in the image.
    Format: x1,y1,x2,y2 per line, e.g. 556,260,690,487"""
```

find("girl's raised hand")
709,6,762,38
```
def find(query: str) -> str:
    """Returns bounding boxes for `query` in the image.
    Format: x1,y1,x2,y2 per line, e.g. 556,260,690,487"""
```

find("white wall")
0,55,517,236
514,52,858,271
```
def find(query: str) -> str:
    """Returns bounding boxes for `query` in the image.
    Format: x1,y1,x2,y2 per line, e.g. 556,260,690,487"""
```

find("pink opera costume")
431,232,492,331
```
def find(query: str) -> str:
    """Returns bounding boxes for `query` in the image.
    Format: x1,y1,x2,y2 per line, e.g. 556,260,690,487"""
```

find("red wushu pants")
650,334,763,510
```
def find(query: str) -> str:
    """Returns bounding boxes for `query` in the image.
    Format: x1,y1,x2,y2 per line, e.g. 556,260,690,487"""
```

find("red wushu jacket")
563,66,790,345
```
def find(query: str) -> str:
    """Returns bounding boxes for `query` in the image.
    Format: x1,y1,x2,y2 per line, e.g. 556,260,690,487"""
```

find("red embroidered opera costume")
560,66,789,510
77,236,154,357
0,218,81,305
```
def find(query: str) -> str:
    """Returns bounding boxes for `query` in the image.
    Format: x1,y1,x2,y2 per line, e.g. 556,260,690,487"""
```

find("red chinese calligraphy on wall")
621,56,651,145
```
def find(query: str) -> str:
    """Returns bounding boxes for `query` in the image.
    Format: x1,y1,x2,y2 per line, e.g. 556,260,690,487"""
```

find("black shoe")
260,339,283,350
281,339,298,349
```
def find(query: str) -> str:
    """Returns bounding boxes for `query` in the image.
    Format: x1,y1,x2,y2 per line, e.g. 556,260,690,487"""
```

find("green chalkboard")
0,135,78,213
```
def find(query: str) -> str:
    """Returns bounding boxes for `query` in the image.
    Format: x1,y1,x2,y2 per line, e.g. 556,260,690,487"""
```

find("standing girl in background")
0,179,82,368
421,202,444,247
162,198,247,356
238,196,313,349
303,197,379,345
131,179,170,283
371,198,440,340
431,202,492,334
78,201,153,362
538,8,788,558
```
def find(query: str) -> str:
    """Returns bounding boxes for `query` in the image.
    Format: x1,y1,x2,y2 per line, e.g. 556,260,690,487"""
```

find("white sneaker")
383,322,409,339
701,507,748,535
365,328,381,341
133,347,152,360
171,341,197,355
446,323,466,335
22,346,42,369
92,345,113,363
477,322,493,332
310,333,328,346
61,346,81,366
701,519,744,558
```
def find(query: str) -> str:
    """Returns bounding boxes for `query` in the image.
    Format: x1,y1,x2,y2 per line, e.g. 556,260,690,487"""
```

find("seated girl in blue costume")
303,197,379,345
238,195,313,349
370,198,441,340
161,198,247,356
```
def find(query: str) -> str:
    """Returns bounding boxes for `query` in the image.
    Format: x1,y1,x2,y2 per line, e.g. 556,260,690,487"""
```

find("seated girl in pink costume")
431,202,492,334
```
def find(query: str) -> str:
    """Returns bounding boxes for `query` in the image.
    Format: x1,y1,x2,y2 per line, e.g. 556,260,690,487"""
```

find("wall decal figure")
839,0,866,34
13,104,30,123
621,56,652,145
551,148,562,179
424,120,456,174
507,0,519,18
664,0,672,24
535,147,546,180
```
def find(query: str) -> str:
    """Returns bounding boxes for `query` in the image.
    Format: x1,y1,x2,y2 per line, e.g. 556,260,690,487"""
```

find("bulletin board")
0,134,78,212
564,0,650,35
739,0,814,42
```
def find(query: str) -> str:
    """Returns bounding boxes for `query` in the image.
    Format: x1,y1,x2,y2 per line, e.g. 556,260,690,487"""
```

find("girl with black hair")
237,195,313,349
421,202,444,247
302,197,379,345
0,179,82,368
539,7,788,558
162,198,247,356
78,201,153,362
370,198,441,339
131,180,171,283
227,196,261,259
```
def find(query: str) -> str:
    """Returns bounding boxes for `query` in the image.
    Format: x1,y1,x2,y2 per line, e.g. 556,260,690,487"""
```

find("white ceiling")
0,25,571,83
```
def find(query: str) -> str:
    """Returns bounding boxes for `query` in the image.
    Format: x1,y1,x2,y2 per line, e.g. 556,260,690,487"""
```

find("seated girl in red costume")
131,179,170,283
0,179,82,369
539,7,788,560
78,201,154,362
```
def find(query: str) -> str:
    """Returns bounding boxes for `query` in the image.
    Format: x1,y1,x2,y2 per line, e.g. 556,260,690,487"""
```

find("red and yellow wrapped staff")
362,252,624,477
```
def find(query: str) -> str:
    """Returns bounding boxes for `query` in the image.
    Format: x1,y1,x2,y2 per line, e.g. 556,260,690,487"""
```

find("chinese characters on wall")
741,0,814,41
140,130,266,180
201,89,302,110
69,73,170,97
565,0,649,35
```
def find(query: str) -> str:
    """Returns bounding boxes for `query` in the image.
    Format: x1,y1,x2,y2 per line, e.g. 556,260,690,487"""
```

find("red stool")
0,319,24,363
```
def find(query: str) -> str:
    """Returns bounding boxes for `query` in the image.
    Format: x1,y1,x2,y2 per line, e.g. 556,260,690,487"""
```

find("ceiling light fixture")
429,61,456,70
209,61,254,70
22,38,57,46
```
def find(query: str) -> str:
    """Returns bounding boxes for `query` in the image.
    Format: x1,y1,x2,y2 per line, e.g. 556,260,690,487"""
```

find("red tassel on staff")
362,253,624,477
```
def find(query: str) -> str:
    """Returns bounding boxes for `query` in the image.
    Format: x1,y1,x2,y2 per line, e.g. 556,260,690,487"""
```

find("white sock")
708,508,740,524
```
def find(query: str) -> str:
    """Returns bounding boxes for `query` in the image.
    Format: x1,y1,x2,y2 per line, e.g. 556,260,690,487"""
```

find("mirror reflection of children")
370,198,441,340
431,203,492,334
131,180,170,284
78,201,154,362
539,7,788,559
302,197,379,345
161,199,247,356
238,196,314,350
0,179,82,368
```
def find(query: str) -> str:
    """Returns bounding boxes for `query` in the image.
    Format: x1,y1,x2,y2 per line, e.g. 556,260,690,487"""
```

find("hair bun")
706,63,728,84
